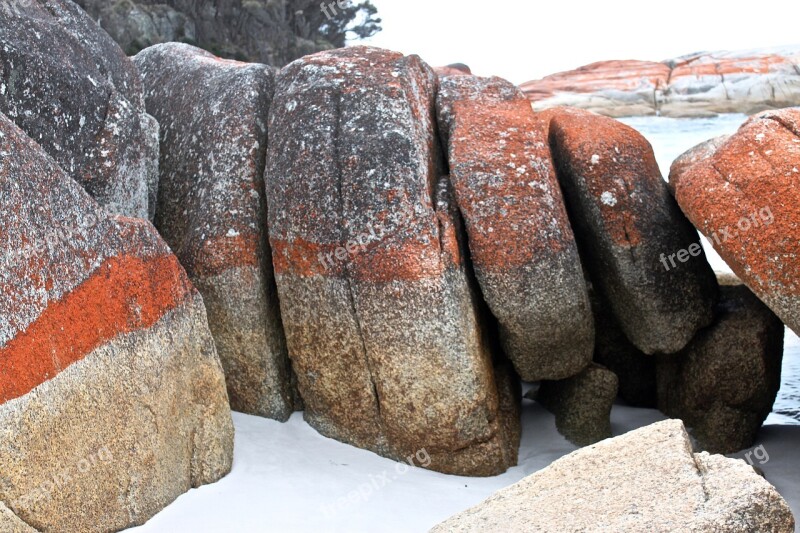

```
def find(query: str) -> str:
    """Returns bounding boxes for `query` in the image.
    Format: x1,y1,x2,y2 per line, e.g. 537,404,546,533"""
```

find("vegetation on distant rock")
74,0,381,66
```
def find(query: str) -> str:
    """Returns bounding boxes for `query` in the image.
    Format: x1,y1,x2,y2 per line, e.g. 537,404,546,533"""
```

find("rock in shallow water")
431,419,795,532
548,107,719,355
0,114,233,532
133,42,296,421
436,75,594,382
0,0,156,219
670,108,800,337
267,46,519,476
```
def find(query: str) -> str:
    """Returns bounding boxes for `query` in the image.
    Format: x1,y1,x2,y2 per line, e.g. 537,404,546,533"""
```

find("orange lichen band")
0,254,194,404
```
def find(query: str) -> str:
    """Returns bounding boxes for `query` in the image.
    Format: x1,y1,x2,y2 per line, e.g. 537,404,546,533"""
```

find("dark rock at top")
0,0,156,219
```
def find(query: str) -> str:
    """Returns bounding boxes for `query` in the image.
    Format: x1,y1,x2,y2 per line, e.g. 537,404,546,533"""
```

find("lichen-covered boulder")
436,76,593,381
0,114,233,532
133,42,295,421
267,46,519,476
669,109,800,336
657,277,784,454
431,420,795,533
548,107,718,354
0,0,156,219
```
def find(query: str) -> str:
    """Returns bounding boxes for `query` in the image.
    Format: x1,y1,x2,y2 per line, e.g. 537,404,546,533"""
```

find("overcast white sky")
362,0,800,84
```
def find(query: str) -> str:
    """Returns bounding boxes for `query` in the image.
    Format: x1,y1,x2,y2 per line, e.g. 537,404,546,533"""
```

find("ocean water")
620,114,800,425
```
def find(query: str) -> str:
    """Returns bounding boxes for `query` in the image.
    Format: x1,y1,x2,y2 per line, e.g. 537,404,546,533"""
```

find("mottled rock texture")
431,420,795,533
670,108,800,336
536,363,618,446
669,134,730,183
0,114,233,532
133,43,295,421
436,76,593,381
522,46,800,117
0,0,156,219
267,46,519,476
588,280,656,407
657,279,784,454
549,107,718,354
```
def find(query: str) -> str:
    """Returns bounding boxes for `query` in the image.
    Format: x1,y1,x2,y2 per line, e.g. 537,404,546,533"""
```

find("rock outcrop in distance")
431,420,795,532
521,46,800,117
0,113,233,533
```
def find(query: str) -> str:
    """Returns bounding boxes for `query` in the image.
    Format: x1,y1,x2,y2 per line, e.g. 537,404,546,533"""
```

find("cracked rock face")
431,419,795,532
0,114,233,532
657,279,784,454
548,107,719,355
0,0,156,219
436,76,594,381
133,43,296,421
669,108,800,336
267,46,519,476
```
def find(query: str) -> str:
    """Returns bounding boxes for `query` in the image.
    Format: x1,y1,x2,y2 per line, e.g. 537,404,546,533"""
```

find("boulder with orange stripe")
0,114,233,532
267,47,520,476
133,43,297,421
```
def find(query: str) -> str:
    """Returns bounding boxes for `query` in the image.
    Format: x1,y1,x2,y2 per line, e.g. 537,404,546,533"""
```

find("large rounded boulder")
266,46,519,476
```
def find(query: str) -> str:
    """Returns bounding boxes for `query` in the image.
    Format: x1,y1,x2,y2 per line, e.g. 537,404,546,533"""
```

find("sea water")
620,114,800,424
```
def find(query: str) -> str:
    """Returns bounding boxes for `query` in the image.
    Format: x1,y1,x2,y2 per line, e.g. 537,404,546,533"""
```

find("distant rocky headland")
521,46,800,117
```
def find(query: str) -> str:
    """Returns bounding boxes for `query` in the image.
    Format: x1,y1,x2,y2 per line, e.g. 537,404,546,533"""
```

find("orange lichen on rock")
670,109,800,334
0,254,193,403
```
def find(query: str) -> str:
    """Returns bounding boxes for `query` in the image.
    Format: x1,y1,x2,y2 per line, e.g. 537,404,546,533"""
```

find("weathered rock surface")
0,114,233,532
669,134,730,183
589,280,657,407
522,60,670,117
670,108,800,336
548,107,718,354
657,279,784,454
133,43,295,421
536,363,618,446
431,419,795,532
267,46,519,476
436,76,593,381
0,0,156,219
522,46,800,117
